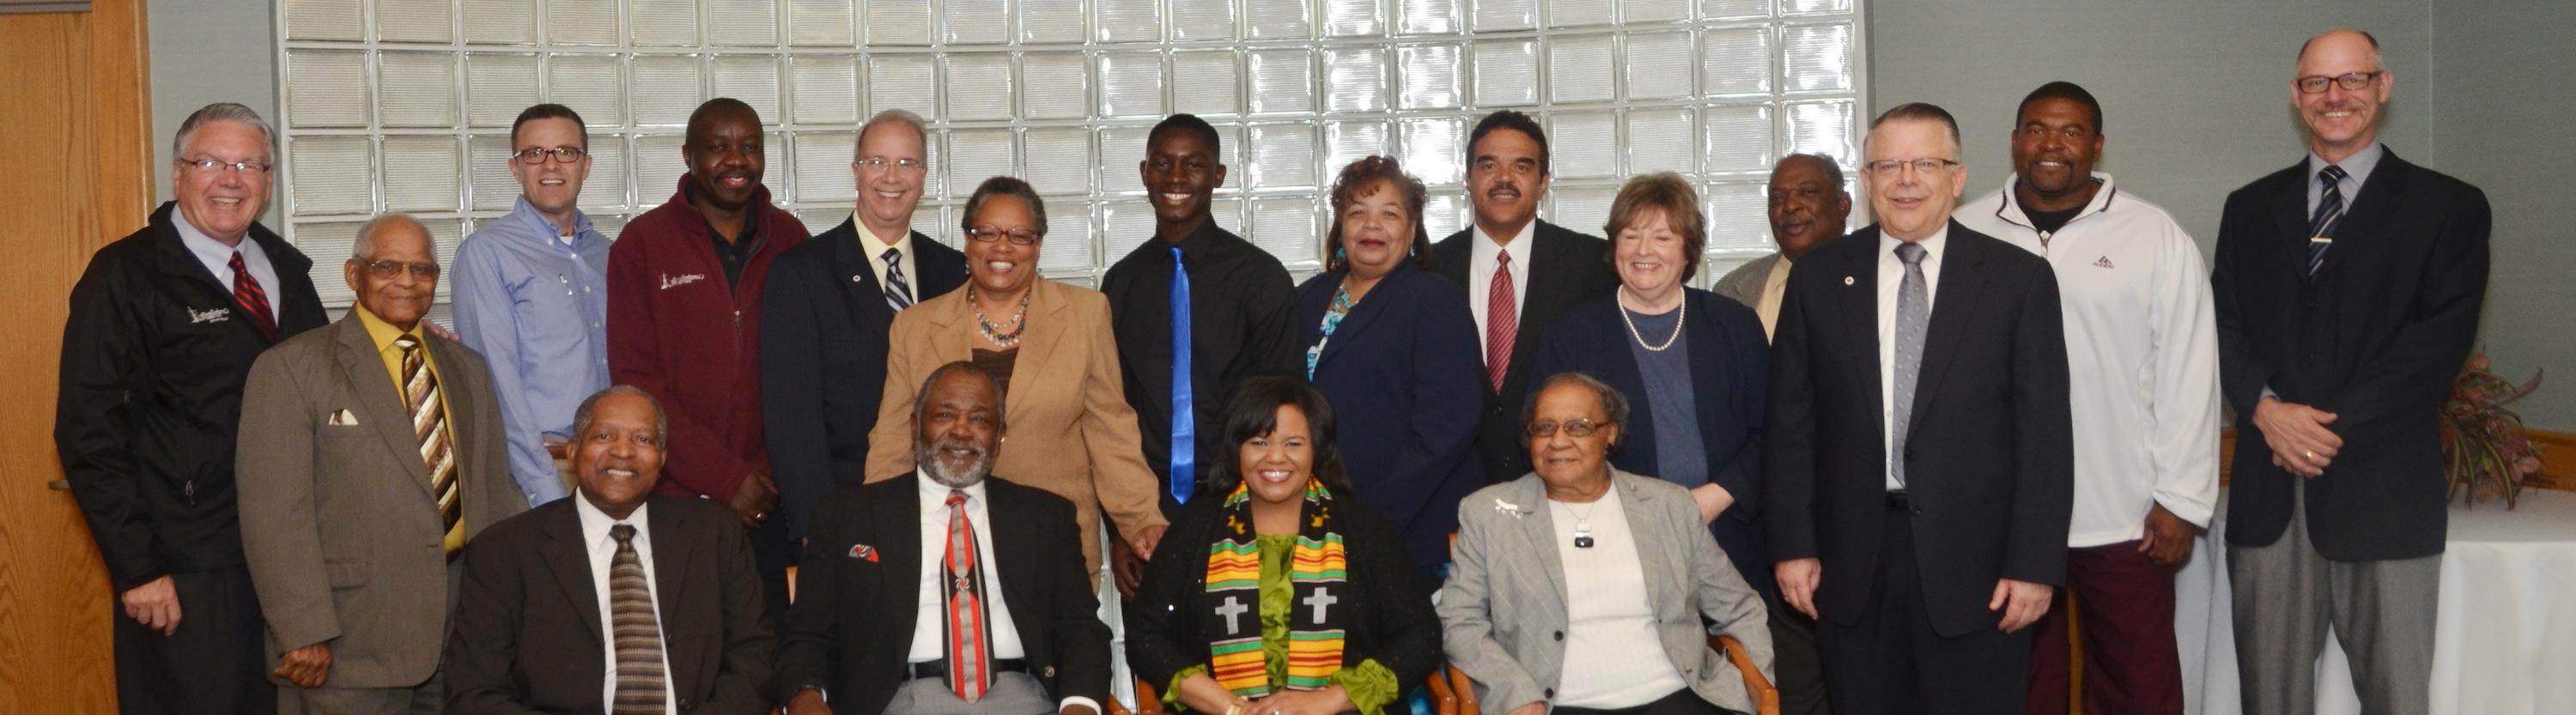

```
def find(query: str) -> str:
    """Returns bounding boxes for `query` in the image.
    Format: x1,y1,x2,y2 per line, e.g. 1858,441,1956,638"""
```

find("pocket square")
327,409,360,426
848,543,878,562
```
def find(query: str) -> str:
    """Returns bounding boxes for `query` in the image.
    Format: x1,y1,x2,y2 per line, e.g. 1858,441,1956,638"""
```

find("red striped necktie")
228,251,278,342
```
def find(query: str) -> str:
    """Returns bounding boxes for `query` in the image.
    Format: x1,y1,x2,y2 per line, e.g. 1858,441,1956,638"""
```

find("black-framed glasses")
855,156,927,173
357,260,440,281
181,157,271,174
2295,71,2384,94
1862,158,1961,177
513,146,588,165
964,225,1041,245
1526,419,1610,438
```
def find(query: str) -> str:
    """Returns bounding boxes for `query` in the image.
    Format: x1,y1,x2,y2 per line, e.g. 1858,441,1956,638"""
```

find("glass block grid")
273,0,1868,310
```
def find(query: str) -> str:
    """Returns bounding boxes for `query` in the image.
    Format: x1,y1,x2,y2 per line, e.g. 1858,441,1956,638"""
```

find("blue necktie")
1169,246,1195,505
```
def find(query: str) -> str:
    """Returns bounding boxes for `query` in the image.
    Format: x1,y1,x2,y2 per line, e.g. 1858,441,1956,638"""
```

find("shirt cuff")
1164,664,1212,712
1329,659,1400,715
1060,695,1103,715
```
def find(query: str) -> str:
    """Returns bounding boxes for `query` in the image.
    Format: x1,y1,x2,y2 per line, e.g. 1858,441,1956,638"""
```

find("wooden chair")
1111,672,1462,715
1440,634,1778,715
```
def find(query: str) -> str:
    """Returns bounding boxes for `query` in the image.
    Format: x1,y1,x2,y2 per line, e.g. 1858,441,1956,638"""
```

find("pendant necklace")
1615,288,1685,351
971,287,1032,348
1557,499,1600,548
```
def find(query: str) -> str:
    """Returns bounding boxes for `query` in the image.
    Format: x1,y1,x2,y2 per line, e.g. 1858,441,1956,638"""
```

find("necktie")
2306,165,2349,281
1889,243,1929,488
883,246,914,311
229,252,278,342
942,490,994,702
1485,251,1517,394
1168,246,1195,505
396,335,462,554
607,524,669,715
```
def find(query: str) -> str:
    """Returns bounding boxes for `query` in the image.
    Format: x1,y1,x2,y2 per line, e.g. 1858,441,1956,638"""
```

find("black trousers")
750,515,793,624
1552,688,1735,715
112,565,274,715
1763,589,1834,715
1814,505,2031,715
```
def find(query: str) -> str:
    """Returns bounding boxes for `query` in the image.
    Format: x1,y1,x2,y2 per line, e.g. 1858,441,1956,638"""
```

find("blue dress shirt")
450,197,611,505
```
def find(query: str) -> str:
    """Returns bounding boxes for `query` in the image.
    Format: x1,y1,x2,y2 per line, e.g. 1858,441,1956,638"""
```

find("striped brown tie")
394,336,461,554
608,524,668,714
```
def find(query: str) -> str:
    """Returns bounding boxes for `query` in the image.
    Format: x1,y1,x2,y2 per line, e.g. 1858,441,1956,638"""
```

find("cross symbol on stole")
1216,596,1251,633
1302,588,1338,622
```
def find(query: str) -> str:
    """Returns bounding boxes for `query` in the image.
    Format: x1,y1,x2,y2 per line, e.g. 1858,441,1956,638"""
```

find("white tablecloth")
2177,488,2576,715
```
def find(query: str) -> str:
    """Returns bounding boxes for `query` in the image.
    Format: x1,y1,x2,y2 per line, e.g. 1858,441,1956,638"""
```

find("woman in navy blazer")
1293,156,1486,575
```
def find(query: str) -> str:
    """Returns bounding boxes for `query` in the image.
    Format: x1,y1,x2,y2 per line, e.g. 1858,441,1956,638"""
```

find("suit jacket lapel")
335,316,435,493
2272,164,2314,264
2316,151,2409,281
1316,269,1397,366
537,505,606,646
828,221,896,325
911,232,969,298
879,475,926,645
983,485,1044,648
1613,472,1686,606
1905,223,1987,438
1510,478,1571,610
649,499,701,686
1003,283,1072,426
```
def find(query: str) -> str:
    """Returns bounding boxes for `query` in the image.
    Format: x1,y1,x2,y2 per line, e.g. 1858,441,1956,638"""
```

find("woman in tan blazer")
866,176,1170,579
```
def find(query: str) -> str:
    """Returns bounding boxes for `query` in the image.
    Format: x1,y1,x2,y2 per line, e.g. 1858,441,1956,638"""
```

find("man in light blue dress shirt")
451,104,613,506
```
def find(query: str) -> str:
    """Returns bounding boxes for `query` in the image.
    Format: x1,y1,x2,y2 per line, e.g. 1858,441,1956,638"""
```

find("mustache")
915,434,994,488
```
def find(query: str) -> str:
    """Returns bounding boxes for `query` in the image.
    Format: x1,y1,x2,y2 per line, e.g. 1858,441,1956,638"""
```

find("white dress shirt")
858,216,920,305
1877,227,1947,492
574,494,677,715
1959,173,2222,547
1466,221,1535,357
173,215,283,325
908,478,1102,715
1549,494,1688,708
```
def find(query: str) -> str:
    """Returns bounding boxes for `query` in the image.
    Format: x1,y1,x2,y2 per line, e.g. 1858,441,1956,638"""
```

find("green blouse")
1164,534,1400,714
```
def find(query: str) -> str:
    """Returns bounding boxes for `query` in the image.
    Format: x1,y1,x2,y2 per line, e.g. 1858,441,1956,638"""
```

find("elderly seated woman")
1125,376,1443,715
1437,373,1773,715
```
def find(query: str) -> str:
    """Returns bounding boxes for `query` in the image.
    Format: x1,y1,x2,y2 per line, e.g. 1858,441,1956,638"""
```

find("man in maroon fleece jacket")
606,97,810,618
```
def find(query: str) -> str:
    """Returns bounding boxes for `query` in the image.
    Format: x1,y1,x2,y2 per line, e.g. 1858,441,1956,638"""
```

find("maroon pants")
2026,540,2183,715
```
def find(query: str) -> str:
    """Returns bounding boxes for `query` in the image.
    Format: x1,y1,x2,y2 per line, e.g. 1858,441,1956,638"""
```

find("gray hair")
173,102,276,163
911,361,1007,433
569,385,669,445
859,108,930,153
349,213,435,262
1520,371,1632,437
1780,152,1846,188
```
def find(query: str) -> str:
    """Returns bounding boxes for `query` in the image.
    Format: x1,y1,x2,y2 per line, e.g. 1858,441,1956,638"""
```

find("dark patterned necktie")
942,490,993,701
2306,165,2349,280
883,246,914,311
229,252,278,342
394,336,461,554
607,524,667,714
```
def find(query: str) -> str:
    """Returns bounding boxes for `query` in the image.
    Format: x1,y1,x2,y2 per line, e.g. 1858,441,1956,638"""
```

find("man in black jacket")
56,102,329,715
779,362,1109,715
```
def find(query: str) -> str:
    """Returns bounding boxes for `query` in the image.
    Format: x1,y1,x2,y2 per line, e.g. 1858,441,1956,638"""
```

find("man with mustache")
237,213,530,712
1428,109,1619,484
608,97,811,624
1956,82,2221,715
1101,112,1298,594
1714,153,1852,342
59,101,329,715
444,386,775,715
451,103,611,506
1765,102,2073,715
2214,29,2490,715
778,361,1110,715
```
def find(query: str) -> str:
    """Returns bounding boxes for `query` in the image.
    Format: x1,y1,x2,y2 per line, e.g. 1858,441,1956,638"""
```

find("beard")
916,434,994,489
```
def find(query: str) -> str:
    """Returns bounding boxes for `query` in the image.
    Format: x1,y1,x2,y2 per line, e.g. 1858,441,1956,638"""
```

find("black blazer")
1532,288,1777,597
1122,495,1442,703
444,494,775,715
2212,148,2490,560
57,202,329,591
760,218,967,541
1763,221,2074,638
1427,221,1619,483
774,474,1109,714
1294,265,1487,568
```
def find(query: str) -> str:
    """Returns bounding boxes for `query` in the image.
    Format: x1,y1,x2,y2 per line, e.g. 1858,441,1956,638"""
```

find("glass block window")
273,0,1868,312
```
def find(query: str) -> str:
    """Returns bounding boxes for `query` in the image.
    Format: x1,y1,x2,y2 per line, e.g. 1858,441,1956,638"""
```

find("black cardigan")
1122,495,1443,707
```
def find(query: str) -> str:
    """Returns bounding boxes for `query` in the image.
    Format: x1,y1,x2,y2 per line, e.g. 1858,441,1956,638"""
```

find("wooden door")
0,1,153,712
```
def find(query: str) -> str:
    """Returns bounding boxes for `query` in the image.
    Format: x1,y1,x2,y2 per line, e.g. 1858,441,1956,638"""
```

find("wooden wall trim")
88,0,149,220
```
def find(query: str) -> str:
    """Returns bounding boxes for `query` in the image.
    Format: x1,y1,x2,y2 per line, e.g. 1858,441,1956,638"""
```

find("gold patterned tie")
394,335,461,554
608,524,668,714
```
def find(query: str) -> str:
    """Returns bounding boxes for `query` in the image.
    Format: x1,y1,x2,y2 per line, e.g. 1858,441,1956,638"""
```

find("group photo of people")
46,12,2506,715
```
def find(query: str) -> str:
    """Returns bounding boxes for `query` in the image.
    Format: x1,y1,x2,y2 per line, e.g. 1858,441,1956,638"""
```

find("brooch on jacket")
1493,498,1525,518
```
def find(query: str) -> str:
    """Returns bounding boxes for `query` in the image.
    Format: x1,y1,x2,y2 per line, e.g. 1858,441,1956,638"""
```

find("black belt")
904,657,1029,682
1885,490,1910,509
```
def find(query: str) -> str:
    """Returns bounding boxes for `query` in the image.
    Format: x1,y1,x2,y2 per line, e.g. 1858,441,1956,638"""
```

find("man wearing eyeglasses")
450,103,611,507
57,102,329,715
2213,29,2490,715
1765,102,2073,714
762,108,969,547
237,213,529,713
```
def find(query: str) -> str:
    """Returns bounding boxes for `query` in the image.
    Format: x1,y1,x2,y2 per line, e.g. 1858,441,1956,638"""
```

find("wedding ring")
2302,450,2316,461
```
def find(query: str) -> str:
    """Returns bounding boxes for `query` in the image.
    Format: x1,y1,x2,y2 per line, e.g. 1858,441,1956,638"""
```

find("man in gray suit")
1711,154,1850,341
239,214,530,714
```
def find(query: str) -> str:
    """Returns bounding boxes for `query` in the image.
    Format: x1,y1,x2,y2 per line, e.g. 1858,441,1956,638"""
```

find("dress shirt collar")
2307,141,2385,185
855,215,913,257
574,491,652,548
1878,223,1951,264
174,209,270,279
917,475,990,512
1470,220,1535,264
1160,218,1233,264
505,195,602,248
354,303,425,356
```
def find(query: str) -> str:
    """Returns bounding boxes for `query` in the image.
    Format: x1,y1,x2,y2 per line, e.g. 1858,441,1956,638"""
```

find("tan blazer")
865,280,1167,574
238,314,528,688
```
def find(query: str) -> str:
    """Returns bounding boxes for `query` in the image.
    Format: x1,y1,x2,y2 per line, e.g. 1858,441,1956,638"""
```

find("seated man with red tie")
777,361,1110,715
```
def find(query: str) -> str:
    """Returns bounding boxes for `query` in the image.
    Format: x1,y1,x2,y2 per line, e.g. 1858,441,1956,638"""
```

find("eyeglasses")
1526,419,1610,438
856,156,927,173
357,259,440,281
181,157,271,174
1862,158,1960,177
513,146,588,165
2295,71,2384,94
964,225,1041,245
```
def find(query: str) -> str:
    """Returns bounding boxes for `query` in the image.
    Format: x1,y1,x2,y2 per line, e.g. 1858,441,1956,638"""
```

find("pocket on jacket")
325,558,368,589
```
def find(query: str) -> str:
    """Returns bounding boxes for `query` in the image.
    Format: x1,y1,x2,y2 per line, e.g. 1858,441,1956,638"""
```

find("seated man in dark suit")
778,361,1110,715
444,385,775,715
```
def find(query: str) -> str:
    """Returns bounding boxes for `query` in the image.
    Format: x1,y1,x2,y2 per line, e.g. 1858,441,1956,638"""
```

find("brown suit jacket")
238,313,527,688
863,279,1167,574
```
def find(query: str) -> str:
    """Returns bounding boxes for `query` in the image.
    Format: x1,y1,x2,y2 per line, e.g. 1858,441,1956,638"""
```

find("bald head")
2292,28,2391,162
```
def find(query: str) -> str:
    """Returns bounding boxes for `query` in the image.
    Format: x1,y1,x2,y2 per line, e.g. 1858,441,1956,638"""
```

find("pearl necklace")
1614,288,1686,351
970,286,1031,348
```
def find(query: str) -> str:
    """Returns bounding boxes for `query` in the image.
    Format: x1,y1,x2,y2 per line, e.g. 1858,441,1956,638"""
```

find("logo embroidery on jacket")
189,306,233,324
2093,256,2115,269
659,273,707,290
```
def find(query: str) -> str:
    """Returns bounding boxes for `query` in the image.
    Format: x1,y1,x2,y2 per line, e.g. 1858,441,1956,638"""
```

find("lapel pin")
1844,276,1856,286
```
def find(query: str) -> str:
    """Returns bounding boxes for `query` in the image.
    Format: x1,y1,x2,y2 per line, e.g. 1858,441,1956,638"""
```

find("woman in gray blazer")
1437,372,1773,715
